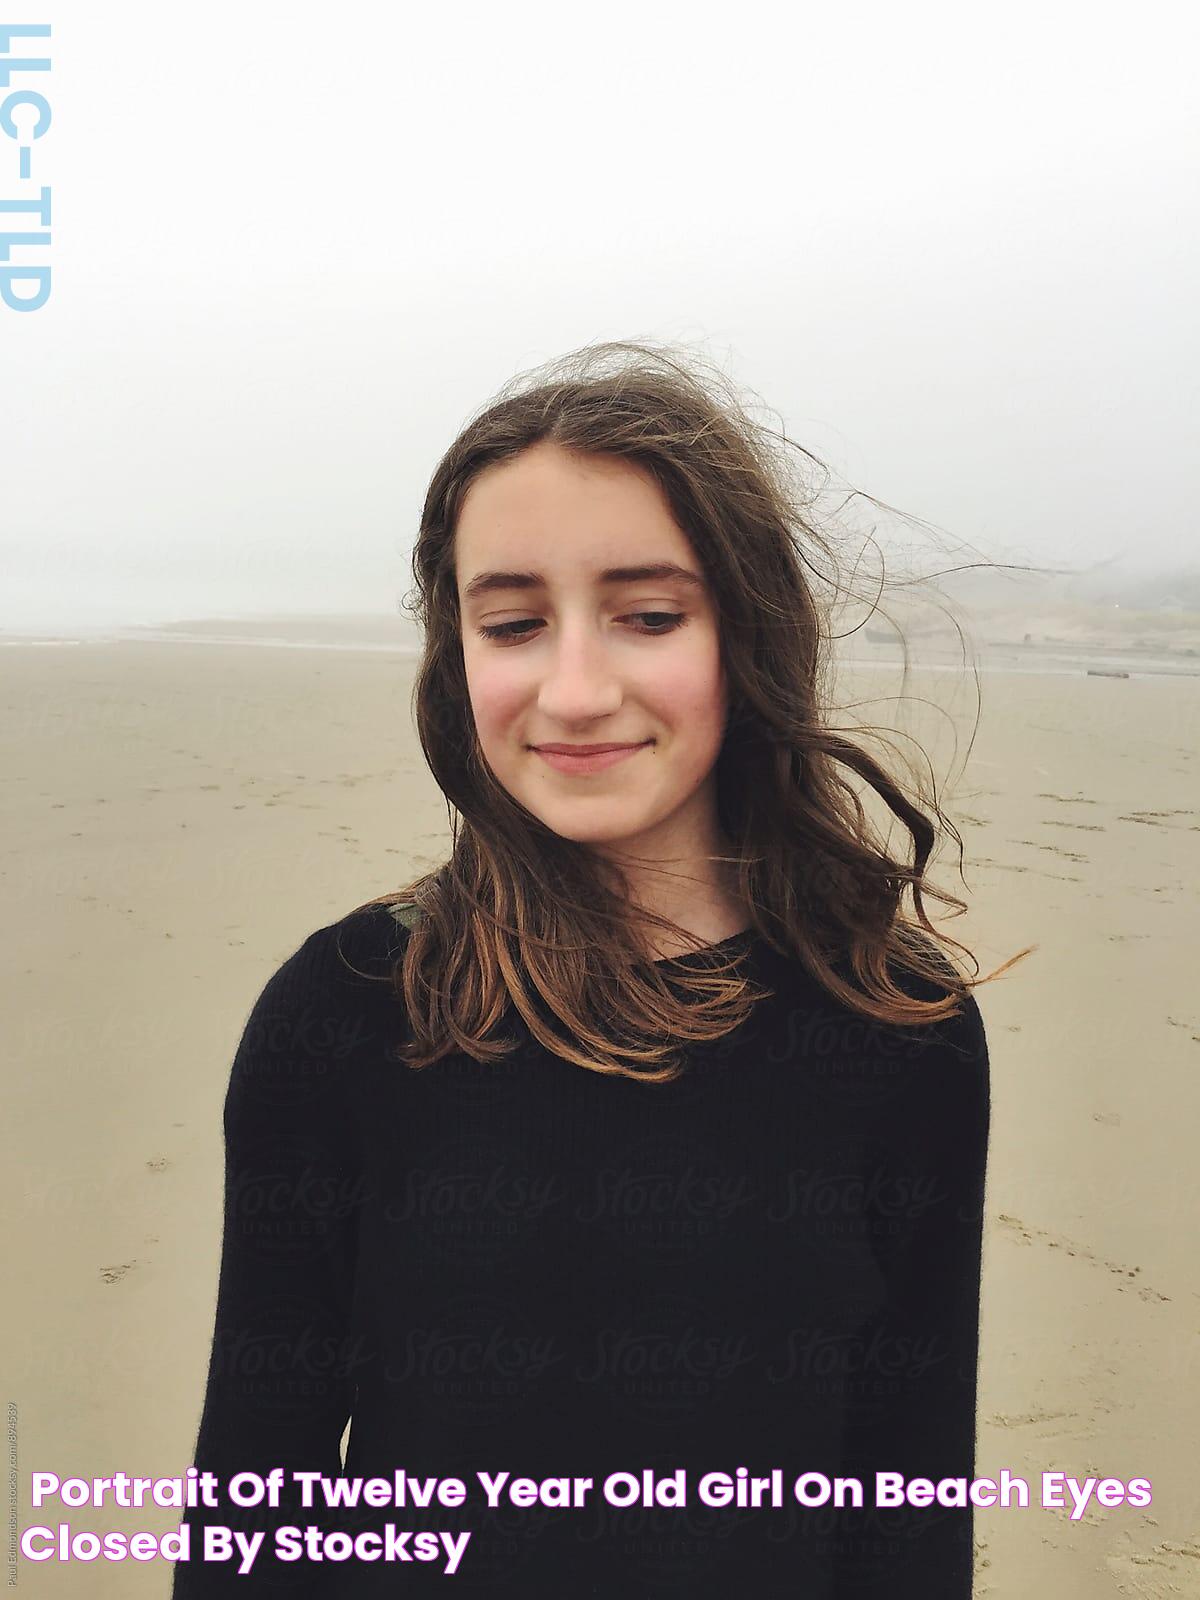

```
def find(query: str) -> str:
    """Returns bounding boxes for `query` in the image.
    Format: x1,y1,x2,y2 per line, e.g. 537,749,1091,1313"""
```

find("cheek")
463,652,526,743
650,648,726,732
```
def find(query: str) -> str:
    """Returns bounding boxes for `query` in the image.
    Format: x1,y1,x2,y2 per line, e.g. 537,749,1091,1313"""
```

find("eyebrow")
461,562,705,603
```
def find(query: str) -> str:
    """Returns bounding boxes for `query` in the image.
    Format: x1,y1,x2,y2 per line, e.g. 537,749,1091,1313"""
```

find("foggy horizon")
3,3,1196,630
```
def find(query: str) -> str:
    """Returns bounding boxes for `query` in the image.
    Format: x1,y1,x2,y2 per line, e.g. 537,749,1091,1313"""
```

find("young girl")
173,342,1021,1599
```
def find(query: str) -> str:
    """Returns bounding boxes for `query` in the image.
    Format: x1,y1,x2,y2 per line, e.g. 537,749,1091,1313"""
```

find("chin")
523,802,654,848
534,816,643,846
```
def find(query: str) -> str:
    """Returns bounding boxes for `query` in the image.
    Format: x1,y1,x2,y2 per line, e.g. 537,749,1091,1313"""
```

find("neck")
606,841,748,961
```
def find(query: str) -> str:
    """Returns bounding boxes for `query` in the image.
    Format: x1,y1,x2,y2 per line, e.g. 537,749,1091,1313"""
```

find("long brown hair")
350,338,1032,1083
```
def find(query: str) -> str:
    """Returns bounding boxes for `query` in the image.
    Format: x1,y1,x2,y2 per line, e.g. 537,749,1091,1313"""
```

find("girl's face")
455,441,729,861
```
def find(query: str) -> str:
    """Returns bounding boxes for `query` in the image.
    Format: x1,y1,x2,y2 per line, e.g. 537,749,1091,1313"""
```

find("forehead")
454,443,695,581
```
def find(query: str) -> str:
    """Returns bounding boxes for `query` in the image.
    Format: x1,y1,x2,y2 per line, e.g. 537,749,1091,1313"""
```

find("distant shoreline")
1,618,1198,679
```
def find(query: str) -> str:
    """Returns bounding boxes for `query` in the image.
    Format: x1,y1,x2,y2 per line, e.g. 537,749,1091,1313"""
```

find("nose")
535,617,623,725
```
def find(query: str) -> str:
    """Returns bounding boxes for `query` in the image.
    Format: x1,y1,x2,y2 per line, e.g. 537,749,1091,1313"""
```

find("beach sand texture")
4,632,1198,1596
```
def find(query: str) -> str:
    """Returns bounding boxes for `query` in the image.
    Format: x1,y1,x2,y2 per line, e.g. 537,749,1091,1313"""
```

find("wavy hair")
350,338,1032,1083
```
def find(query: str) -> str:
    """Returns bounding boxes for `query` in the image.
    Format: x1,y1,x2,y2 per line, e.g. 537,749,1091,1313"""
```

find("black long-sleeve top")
171,902,989,1599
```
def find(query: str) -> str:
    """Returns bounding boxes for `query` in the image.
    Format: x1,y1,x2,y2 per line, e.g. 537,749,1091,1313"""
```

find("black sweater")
171,903,989,1599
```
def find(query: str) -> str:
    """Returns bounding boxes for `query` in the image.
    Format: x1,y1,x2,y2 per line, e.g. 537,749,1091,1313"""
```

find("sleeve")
171,925,364,1598
831,990,991,1599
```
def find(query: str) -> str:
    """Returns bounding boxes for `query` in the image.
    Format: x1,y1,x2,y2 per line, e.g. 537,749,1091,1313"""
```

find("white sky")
2,0,1196,626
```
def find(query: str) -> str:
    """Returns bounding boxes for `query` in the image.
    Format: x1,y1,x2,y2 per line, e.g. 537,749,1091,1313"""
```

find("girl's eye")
476,612,687,643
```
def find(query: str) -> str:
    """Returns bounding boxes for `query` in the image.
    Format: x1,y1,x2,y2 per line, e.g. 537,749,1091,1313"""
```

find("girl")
173,341,1024,1599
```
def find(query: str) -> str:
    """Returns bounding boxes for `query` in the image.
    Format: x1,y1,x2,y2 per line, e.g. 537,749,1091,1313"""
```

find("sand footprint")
995,1214,1167,1301
1105,1530,1200,1596
99,1261,138,1285
1010,838,1089,862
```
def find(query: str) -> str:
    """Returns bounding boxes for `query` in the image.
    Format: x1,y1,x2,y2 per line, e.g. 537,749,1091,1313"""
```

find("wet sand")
4,632,1197,1595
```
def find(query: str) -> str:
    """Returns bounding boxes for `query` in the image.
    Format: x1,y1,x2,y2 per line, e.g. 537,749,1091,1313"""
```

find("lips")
534,743,648,755
532,741,652,775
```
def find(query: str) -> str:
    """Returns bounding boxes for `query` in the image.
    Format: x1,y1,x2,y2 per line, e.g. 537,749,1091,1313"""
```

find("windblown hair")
350,338,1032,1083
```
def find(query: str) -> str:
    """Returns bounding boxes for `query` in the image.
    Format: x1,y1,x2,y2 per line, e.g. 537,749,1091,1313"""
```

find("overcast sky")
2,0,1195,627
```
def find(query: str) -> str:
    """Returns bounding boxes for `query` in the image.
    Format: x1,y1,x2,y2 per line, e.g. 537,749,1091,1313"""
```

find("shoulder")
845,939,993,1153
254,899,415,997
881,931,990,1066
225,902,413,1113
328,897,419,981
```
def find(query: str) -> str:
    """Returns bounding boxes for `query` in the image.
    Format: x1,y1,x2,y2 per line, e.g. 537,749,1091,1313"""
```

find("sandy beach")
4,625,1198,1596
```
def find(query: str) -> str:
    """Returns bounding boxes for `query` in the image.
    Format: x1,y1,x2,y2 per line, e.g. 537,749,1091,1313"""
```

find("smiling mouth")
531,741,653,774
532,742,651,755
